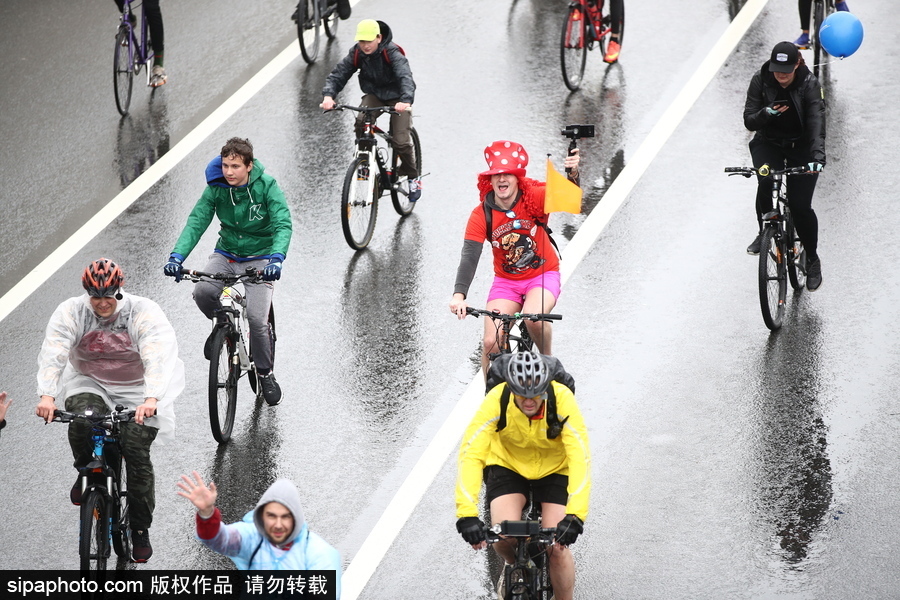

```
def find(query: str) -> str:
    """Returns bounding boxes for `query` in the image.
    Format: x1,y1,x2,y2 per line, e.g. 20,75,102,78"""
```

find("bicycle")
113,0,157,116
294,0,340,64
560,0,624,91
725,164,810,330
180,267,274,443
484,508,557,600
328,104,423,250
52,406,136,570
465,308,562,360
809,0,836,80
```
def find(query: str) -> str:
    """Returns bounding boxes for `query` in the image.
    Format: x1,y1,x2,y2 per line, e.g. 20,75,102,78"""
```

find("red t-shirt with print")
464,180,559,280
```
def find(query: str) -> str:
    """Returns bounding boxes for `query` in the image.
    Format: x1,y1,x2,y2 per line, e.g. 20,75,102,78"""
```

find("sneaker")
604,40,621,64
336,0,352,20
131,529,152,562
70,477,82,506
150,65,167,88
258,372,282,406
747,232,763,255
806,258,822,291
408,178,422,202
793,32,810,48
835,1,849,11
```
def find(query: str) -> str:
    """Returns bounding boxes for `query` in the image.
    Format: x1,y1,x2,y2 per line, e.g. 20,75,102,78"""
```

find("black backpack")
486,354,575,439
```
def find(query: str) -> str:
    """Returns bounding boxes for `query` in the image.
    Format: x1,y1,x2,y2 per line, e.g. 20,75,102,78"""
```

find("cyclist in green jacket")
164,138,292,406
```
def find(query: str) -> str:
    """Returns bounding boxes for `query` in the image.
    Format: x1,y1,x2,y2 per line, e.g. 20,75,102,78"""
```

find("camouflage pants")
65,393,158,531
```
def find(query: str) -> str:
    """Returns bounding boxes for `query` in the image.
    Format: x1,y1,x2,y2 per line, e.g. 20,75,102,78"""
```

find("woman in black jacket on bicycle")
743,41,826,291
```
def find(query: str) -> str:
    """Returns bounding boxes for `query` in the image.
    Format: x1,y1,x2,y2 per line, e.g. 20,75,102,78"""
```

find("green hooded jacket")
172,157,292,260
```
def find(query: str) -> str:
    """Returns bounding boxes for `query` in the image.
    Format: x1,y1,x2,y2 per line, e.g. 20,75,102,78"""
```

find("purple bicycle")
113,0,155,115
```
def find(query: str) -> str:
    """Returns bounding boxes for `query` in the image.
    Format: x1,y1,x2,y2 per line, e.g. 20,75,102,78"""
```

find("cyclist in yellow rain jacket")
455,352,590,600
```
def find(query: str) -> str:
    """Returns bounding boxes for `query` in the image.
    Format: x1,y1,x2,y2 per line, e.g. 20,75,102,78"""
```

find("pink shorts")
487,271,561,304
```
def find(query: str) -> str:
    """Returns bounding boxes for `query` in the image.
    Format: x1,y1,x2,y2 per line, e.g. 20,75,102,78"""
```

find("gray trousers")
193,253,275,371
356,93,417,179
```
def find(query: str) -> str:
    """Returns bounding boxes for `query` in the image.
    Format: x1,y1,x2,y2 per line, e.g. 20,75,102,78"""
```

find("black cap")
769,41,800,73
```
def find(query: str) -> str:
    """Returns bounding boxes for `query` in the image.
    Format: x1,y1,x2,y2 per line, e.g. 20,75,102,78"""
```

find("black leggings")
114,0,164,57
595,0,624,38
749,137,820,261
798,0,812,31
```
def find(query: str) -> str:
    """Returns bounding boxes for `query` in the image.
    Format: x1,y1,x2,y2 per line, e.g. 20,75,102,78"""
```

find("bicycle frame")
354,110,398,201
565,0,611,49
119,0,153,85
465,308,563,359
213,285,254,374
486,518,556,600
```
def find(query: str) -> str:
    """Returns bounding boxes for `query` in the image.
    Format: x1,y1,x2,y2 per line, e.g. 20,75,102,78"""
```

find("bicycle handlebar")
51,407,136,426
179,267,263,285
724,165,812,178
465,307,563,323
327,103,403,116
483,520,557,544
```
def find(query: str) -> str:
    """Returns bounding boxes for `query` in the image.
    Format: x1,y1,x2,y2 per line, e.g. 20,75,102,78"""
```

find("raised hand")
176,471,218,518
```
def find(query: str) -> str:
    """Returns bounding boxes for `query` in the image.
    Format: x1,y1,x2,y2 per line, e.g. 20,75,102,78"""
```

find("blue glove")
765,107,781,116
808,162,824,172
262,253,284,282
163,253,184,282
555,514,584,546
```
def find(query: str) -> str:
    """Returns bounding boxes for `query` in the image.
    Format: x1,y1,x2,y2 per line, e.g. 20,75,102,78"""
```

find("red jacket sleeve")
196,507,222,540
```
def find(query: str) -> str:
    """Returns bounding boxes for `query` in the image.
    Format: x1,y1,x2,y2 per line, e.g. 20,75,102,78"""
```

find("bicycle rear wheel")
785,212,807,290
80,491,110,571
296,0,321,64
561,4,588,91
812,0,825,79
111,459,131,559
341,155,379,249
113,25,134,115
209,327,239,443
323,1,339,39
758,226,787,330
390,127,422,216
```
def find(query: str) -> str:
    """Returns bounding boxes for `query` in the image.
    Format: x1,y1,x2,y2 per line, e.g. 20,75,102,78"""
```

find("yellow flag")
544,158,582,214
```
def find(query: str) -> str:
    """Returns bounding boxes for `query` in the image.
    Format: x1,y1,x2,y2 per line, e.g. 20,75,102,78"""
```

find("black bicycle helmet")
505,351,551,397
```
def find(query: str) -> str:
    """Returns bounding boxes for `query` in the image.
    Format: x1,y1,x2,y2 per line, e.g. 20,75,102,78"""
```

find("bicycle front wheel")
390,127,422,216
341,155,379,249
296,0,321,64
323,1,339,39
785,212,807,290
208,327,238,444
80,491,110,571
812,0,825,79
113,25,134,115
561,4,588,91
758,226,787,330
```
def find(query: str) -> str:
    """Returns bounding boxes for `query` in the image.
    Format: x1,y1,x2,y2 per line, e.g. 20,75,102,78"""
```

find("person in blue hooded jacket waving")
163,137,292,406
177,471,342,588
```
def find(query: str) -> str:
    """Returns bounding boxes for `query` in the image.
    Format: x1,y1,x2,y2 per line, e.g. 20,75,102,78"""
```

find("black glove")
555,514,583,546
456,516,486,545
163,253,184,282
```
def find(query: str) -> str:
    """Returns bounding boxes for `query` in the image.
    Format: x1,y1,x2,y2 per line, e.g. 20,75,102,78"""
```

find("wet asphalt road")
2,0,900,598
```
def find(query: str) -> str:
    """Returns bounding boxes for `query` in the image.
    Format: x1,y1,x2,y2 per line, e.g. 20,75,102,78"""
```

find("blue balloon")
819,12,864,58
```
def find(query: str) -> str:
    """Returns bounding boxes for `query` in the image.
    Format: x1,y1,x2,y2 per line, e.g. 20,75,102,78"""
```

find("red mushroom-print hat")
481,140,529,177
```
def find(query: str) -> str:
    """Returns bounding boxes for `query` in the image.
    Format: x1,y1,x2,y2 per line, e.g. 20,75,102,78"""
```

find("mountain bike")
52,406,135,571
294,0,340,64
810,0,836,79
465,308,562,360
328,104,422,250
725,164,810,330
113,0,156,115
484,507,557,600
560,0,623,91
180,267,273,443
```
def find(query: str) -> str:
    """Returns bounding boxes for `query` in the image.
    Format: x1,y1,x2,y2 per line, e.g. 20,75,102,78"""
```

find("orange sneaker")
604,40,621,63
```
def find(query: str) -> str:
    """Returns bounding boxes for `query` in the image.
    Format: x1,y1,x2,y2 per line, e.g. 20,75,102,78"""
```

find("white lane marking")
339,0,770,597
0,42,300,323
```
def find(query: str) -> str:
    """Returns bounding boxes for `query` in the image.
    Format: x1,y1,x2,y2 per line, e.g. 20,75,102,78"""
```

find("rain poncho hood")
252,479,306,548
